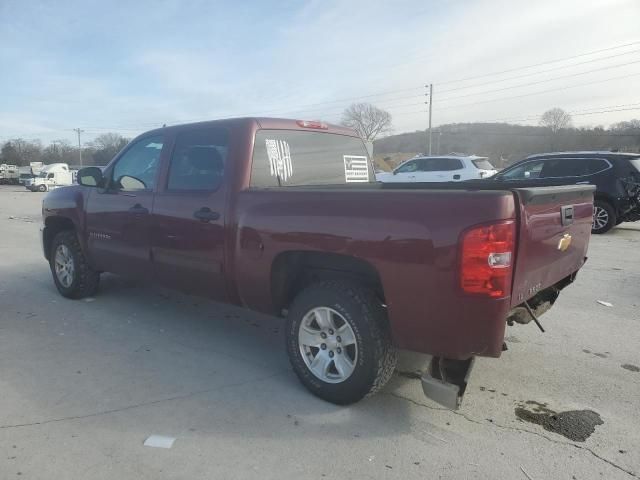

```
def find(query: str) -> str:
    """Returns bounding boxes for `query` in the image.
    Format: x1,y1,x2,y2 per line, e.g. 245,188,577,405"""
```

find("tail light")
460,221,515,298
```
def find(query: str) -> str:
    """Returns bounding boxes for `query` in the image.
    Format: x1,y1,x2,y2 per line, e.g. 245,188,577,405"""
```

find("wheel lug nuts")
320,332,327,339
337,347,342,354
320,343,327,350
336,336,341,343
329,351,334,358
329,329,334,335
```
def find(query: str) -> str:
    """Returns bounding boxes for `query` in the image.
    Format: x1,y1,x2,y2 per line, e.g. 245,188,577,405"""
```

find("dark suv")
492,151,640,233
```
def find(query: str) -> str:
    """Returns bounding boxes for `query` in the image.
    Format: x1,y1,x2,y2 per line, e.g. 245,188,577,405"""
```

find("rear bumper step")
421,356,475,410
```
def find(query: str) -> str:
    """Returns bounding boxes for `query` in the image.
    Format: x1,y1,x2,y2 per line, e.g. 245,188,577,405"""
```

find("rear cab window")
250,130,373,187
167,128,228,191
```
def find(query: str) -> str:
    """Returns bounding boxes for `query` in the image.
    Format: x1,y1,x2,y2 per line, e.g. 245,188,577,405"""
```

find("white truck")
19,162,44,185
26,163,74,192
0,164,20,184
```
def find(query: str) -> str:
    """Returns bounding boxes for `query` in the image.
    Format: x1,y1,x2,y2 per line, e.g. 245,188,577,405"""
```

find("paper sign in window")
344,155,369,183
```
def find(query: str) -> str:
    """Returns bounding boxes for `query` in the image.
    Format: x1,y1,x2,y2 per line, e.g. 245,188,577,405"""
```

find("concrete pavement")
1,185,638,479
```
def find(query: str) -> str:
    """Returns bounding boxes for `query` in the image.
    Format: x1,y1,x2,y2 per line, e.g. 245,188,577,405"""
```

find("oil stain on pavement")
515,401,603,442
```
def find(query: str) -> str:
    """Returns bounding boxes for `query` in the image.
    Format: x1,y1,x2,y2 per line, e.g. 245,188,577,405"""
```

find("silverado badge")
557,233,572,252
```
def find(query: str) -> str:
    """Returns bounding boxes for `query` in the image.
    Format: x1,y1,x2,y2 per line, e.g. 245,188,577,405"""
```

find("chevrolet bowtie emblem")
558,233,572,252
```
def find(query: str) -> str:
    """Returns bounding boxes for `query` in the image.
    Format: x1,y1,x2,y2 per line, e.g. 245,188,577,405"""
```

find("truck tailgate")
510,185,595,307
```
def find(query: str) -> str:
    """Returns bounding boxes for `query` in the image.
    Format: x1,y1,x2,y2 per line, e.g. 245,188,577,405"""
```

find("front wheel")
592,200,616,234
49,230,100,298
37,184,47,192
285,281,397,405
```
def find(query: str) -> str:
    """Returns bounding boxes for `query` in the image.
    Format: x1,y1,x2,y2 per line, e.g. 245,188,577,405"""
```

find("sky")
1,0,640,145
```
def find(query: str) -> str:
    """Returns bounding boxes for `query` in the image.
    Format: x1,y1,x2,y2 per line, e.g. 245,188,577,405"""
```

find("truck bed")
232,182,594,359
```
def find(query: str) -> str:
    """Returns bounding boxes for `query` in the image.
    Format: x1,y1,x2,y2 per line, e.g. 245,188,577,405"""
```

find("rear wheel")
285,281,397,405
592,200,616,234
38,184,47,192
49,230,100,298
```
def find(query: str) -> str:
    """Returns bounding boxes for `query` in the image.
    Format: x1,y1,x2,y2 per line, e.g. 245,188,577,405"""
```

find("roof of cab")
141,117,358,139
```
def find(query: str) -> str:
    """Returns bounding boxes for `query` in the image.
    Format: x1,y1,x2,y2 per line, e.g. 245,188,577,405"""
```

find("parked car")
488,151,640,233
40,118,593,409
27,163,74,192
376,155,497,183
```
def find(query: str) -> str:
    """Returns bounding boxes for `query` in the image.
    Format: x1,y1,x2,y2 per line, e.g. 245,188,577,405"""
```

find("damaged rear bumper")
421,357,475,410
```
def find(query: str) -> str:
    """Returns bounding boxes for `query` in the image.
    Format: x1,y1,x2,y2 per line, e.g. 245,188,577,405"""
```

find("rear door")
509,185,595,307
150,126,229,301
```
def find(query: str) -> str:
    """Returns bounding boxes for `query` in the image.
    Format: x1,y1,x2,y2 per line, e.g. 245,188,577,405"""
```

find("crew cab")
41,118,594,409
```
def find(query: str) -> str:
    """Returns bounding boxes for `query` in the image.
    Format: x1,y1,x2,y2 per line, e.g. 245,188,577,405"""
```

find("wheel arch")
593,191,619,214
43,216,77,261
270,251,385,315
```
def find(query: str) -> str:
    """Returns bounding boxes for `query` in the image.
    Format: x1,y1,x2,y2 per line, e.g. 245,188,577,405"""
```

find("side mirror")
78,167,104,187
392,169,398,175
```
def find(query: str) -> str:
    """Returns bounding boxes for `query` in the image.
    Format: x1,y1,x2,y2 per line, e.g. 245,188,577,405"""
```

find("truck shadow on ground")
4,270,435,441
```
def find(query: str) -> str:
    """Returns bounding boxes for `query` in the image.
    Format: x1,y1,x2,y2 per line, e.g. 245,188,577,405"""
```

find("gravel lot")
1,185,639,480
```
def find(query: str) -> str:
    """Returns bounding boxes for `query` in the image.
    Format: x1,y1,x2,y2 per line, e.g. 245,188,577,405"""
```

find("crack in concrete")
0,371,287,430
387,392,638,479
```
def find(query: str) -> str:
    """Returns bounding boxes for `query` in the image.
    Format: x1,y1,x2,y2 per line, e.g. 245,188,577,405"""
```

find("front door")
151,126,228,301
85,134,165,278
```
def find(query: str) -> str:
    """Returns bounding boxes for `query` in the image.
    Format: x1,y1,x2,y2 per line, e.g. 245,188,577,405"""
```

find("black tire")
592,200,616,234
49,230,100,299
285,281,397,405
38,184,47,192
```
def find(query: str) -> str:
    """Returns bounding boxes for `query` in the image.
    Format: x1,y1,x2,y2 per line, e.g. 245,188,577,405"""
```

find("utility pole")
428,83,433,155
73,128,84,167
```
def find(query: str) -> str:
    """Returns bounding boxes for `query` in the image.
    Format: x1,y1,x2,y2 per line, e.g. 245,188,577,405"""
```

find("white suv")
376,155,497,183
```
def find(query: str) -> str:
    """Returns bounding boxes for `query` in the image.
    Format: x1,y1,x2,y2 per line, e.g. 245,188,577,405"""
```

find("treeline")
373,119,640,168
0,133,130,167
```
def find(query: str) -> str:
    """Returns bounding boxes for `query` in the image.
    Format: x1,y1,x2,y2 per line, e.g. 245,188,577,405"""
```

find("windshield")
38,171,48,178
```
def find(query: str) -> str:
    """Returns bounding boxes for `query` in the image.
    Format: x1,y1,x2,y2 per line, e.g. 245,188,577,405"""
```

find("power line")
435,40,640,85
434,71,640,109
438,58,640,102
437,47,640,94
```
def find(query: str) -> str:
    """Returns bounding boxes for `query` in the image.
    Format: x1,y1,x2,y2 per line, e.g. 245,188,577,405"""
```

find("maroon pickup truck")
41,118,594,409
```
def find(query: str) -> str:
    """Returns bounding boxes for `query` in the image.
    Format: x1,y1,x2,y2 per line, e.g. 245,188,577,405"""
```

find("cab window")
111,135,163,191
395,160,419,173
500,160,544,180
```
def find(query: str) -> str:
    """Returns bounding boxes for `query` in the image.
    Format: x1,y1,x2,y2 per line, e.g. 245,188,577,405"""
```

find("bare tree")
539,108,572,133
90,133,129,165
341,103,392,141
0,139,43,166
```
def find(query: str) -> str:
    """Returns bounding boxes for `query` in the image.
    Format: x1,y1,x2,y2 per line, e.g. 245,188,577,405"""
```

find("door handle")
453,174,461,180
194,207,220,222
576,181,590,184
129,204,149,215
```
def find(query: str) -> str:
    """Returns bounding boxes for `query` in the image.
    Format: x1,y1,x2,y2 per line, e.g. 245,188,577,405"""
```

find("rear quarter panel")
233,188,517,359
